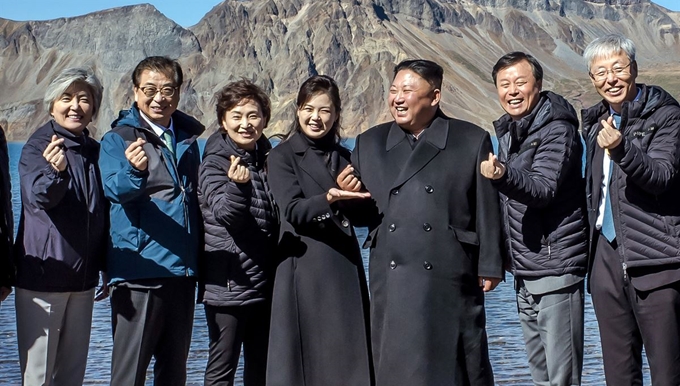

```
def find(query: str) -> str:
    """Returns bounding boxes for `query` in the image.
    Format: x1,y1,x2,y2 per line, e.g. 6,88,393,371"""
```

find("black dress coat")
265,132,373,386
352,116,504,386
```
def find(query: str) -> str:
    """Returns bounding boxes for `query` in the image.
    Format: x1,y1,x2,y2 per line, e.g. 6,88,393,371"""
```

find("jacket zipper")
609,152,628,282
169,143,191,277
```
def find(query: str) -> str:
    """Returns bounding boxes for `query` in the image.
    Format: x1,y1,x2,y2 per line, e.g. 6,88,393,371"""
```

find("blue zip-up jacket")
99,104,204,284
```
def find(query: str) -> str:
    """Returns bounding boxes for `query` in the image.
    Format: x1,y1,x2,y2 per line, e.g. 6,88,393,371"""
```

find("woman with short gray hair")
14,67,109,386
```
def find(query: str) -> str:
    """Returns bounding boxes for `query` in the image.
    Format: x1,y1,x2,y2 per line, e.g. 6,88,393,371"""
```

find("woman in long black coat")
266,75,374,386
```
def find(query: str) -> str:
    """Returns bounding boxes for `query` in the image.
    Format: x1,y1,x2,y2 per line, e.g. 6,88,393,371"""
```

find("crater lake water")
0,140,650,385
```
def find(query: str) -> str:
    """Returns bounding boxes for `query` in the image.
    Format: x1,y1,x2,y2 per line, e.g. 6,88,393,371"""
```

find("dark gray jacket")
0,125,12,288
198,130,276,306
583,84,680,270
494,91,588,278
15,121,108,292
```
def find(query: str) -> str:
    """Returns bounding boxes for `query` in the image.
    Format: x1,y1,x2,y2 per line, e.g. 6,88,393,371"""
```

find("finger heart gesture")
43,135,67,172
228,155,251,183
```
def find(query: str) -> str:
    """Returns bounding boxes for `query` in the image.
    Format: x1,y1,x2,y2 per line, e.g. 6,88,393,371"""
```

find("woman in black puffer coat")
197,80,277,386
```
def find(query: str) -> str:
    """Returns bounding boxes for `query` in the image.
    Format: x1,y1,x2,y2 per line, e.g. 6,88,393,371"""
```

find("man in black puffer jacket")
582,34,680,385
481,52,588,386
198,80,277,386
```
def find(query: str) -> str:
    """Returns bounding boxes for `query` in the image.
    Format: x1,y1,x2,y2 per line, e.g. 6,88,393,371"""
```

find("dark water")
0,141,650,385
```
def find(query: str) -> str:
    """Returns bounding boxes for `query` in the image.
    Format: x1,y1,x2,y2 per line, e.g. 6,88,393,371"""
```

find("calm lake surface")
0,140,650,385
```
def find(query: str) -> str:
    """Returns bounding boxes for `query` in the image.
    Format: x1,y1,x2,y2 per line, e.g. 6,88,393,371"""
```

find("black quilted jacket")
583,84,680,269
197,130,277,306
493,91,589,278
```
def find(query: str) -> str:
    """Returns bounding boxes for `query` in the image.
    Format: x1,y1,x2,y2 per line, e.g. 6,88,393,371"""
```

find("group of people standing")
0,31,678,386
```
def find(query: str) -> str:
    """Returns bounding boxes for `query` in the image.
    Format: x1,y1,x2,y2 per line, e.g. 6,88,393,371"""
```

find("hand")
480,152,505,180
228,156,251,183
95,272,109,301
125,138,148,171
336,165,362,192
43,135,67,172
478,276,501,292
0,286,11,302
597,116,622,150
94,283,109,301
326,187,371,204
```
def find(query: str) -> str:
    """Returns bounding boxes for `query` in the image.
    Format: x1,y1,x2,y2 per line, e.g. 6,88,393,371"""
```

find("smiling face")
296,92,338,140
495,59,542,121
50,82,94,135
589,51,637,113
222,98,265,150
134,69,179,127
388,69,440,133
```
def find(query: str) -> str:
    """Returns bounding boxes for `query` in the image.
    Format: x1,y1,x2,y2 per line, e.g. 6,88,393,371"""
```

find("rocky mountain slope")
1,0,679,140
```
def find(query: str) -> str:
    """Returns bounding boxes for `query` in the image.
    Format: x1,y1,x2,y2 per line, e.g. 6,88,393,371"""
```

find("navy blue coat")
14,121,108,292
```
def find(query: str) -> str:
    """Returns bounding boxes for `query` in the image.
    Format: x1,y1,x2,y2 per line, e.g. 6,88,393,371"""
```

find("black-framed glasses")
589,62,633,82
139,86,178,98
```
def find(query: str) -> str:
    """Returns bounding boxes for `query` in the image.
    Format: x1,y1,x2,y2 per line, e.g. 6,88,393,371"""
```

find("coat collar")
50,120,90,149
385,115,449,152
389,116,449,189
288,132,337,191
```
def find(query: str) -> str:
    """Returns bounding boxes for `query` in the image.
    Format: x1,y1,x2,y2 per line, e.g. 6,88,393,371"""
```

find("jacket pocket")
449,226,479,246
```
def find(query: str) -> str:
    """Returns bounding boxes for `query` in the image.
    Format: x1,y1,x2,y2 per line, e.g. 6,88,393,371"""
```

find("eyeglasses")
138,86,178,98
589,62,633,82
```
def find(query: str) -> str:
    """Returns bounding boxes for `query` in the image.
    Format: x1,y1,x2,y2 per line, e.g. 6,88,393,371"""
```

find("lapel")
289,133,336,192
390,116,448,190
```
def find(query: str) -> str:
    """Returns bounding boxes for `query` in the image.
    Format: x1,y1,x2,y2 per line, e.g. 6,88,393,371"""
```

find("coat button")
425,185,434,193
388,224,396,232
391,189,399,195
390,261,397,269
423,223,432,232
423,261,433,270
341,219,349,228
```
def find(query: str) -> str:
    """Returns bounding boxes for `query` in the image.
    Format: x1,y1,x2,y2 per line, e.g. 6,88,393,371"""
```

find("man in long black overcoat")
339,59,504,385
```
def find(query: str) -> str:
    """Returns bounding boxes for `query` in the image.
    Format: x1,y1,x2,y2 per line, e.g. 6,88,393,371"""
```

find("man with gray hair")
582,34,680,384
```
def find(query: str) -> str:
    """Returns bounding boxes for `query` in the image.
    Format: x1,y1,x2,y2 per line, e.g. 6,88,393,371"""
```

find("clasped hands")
329,165,371,203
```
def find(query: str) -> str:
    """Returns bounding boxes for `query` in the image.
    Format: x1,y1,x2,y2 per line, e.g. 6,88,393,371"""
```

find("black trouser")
590,234,680,386
110,278,196,386
204,302,271,386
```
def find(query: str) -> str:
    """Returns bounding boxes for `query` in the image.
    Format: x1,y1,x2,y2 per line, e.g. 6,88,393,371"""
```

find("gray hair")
44,68,104,118
583,34,636,72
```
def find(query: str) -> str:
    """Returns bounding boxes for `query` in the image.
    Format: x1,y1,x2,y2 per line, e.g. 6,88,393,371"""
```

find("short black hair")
215,79,271,127
492,52,543,86
132,56,183,88
394,59,443,90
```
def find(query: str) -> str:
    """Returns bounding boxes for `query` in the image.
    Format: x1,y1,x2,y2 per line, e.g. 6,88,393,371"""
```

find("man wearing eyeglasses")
99,56,205,386
582,34,680,385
